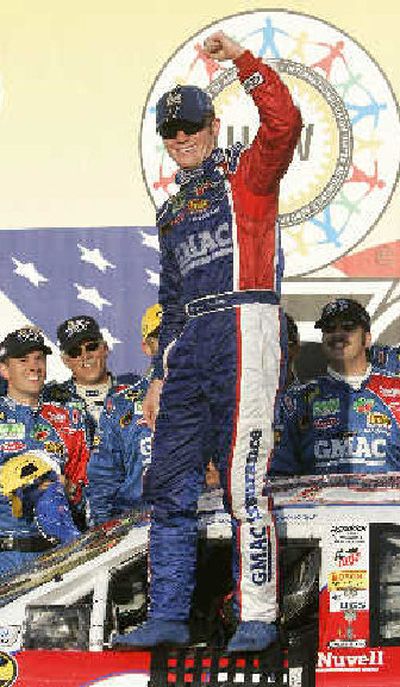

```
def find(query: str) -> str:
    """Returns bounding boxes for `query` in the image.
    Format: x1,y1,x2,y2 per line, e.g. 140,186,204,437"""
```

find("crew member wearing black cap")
0,326,83,578
116,30,301,652
45,315,138,441
270,298,400,476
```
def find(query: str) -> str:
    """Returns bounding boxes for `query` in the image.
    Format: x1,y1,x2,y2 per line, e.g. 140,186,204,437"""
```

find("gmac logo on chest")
175,222,233,276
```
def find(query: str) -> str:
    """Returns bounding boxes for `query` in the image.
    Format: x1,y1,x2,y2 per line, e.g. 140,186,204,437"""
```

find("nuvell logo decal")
140,10,400,278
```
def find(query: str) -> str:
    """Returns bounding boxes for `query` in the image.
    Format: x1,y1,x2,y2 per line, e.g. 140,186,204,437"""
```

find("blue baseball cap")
315,298,371,331
156,85,214,132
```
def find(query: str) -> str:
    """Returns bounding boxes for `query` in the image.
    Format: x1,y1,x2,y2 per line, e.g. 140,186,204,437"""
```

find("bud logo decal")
0,652,17,687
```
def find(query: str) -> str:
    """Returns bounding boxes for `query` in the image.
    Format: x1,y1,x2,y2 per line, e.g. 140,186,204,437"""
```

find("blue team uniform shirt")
87,377,152,524
0,396,81,538
271,370,400,476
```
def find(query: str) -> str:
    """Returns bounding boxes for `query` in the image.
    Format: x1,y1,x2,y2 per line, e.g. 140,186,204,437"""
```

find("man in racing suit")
87,305,162,524
0,327,84,577
115,31,301,652
270,299,400,476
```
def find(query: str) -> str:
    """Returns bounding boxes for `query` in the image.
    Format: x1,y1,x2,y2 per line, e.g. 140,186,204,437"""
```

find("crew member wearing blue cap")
115,31,302,652
270,298,400,476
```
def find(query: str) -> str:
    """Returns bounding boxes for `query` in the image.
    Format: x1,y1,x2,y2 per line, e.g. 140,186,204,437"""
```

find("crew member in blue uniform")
87,305,161,524
0,327,81,578
271,299,400,476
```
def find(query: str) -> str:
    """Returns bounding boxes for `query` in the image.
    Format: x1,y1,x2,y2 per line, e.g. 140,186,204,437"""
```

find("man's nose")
175,129,188,141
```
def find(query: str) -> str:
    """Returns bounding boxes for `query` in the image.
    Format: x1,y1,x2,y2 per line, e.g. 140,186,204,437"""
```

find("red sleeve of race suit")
234,50,302,194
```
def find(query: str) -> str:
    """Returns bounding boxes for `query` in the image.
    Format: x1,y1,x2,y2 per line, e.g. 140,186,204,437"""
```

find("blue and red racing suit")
0,396,87,576
146,49,301,623
87,377,152,525
44,372,140,446
270,370,400,475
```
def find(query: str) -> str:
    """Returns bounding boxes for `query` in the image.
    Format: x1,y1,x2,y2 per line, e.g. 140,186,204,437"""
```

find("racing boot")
227,621,278,653
112,619,190,648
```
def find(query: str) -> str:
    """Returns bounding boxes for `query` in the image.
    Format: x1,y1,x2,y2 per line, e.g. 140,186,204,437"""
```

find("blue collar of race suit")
174,148,226,187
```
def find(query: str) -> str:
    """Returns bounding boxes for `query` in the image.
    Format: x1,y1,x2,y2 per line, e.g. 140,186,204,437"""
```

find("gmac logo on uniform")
0,652,17,687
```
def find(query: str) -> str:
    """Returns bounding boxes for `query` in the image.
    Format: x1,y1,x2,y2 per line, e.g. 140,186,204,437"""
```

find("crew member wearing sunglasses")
44,315,138,442
270,298,400,476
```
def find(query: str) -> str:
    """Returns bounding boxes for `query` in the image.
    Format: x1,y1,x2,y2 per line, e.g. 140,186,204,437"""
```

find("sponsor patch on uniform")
0,423,25,440
367,412,391,428
2,441,26,454
353,397,375,413
134,401,143,415
44,441,64,457
171,191,186,215
42,409,68,424
123,389,140,402
379,386,400,397
92,435,101,447
30,424,50,441
194,181,212,196
243,70,264,93
119,411,133,428
313,417,339,430
312,398,340,417
187,198,209,212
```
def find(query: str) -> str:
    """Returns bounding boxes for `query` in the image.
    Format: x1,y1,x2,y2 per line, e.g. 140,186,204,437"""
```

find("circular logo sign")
0,651,17,687
140,10,400,277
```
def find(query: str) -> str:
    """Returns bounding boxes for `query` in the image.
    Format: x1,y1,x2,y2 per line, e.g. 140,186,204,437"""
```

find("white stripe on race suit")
227,184,240,292
229,303,281,622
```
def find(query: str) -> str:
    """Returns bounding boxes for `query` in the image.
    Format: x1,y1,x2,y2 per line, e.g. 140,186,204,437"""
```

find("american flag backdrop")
0,226,159,381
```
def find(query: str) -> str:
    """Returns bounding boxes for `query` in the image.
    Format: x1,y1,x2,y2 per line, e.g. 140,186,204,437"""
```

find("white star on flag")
77,244,116,272
140,230,159,251
145,269,159,286
74,283,111,311
101,327,122,350
12,258,49,287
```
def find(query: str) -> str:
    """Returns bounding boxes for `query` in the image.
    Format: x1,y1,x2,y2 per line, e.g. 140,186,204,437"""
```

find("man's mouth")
328,338,349,351
178,143,196,154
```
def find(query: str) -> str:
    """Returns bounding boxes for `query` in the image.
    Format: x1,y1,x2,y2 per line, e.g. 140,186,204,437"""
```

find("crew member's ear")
212,118,221,139
0,361,10,381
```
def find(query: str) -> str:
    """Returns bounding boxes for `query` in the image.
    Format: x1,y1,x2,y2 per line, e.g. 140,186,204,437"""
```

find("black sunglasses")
159,119,205,140
321,320,359,334
66,340,101,359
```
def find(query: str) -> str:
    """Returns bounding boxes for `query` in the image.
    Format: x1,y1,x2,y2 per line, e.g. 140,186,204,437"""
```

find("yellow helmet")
141,304,162,340
0,450,57,496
